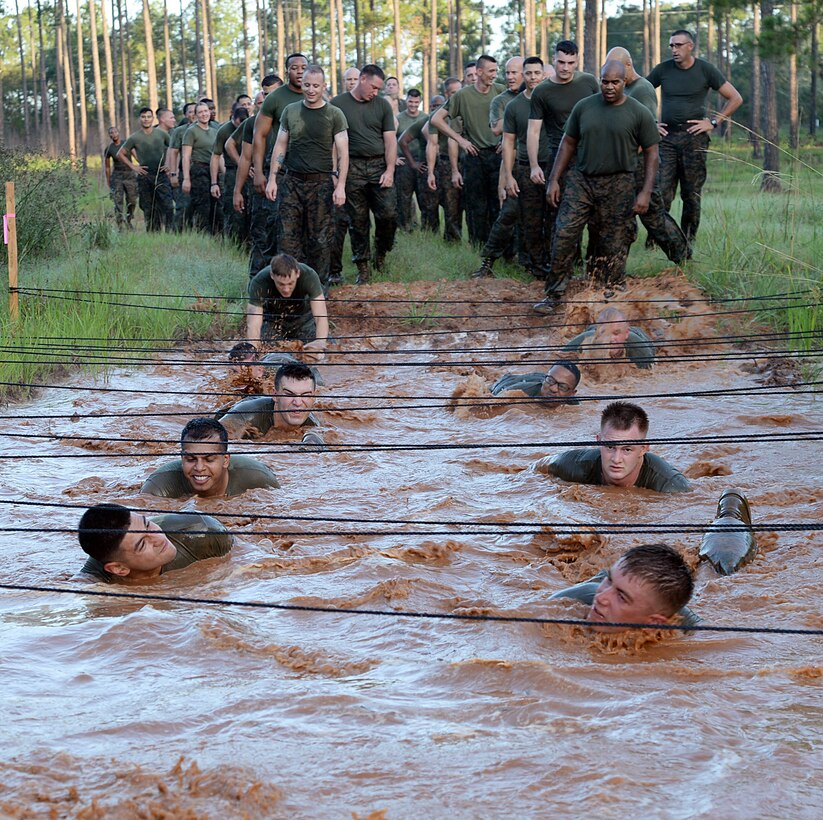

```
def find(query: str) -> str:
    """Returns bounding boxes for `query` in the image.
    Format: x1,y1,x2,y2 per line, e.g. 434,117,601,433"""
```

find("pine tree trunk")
255,0,264,84
28,4,41,137
88,0,106,150
336,0,345,89
353,0,362,68
789,1,798,149
76,0,89,161
276,0,285,80
810,17,818,138
180,0,189,102
163,0,173,109
751,2,761,156
584,0,597,74
37,0,52,143
200,0,212,98
310,0,317,63
599,0,606,68
59,0,77,159
652,0,660,67
329,0,338,95
394,0,403,91
760,0,781,192
142,0,159,113
430,0,437,100
242,0,252,93
206,0,218,106
56,0,68,148
195,0,204,94
14,0,31,139
456,0,463,70
99,0,116,128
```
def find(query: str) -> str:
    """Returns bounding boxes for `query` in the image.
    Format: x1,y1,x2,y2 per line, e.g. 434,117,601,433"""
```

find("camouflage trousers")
222,167,251,246
110,172,137,227
462,147,501,248
329,205,350,278
187,162,221,235
395,163,419,232
549,168,636,290
345,156,397,263
137,169,173,232
172,183,190,232
483,162,548,271
659,130,710,243
277,171,335,286
435,156,463,242
634,154,688,265
248,180,279,277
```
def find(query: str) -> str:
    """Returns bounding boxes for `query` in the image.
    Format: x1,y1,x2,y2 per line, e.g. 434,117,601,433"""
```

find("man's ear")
223,453,230,468
103,561,131,577
645,612,669,626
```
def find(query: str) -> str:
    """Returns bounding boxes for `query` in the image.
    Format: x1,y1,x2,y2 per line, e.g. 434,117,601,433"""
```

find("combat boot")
355,261,371,285
699,489,757,576
470,257,495,279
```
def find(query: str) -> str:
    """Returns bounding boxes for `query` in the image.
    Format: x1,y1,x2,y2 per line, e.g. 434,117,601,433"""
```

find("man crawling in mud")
550,543,697,631
77,503,233,582
537,400,690,492
564,307,655,369
216,362,324,446
141,417,280,498
491,359,582,405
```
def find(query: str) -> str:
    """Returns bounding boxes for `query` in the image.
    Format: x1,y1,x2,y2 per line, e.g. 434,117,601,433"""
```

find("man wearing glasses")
647,30,742,251
491,360,581,405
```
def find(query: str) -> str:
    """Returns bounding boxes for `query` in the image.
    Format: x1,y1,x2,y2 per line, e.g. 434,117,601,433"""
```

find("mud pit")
0,273,820,817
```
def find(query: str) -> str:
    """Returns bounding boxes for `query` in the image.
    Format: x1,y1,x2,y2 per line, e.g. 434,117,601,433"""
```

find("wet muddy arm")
246,303,264,346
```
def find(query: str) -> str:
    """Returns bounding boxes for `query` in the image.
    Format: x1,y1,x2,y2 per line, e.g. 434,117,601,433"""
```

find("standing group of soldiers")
104,29,741,306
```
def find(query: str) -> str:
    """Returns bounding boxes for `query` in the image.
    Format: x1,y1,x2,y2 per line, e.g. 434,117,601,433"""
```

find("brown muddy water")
0,275,820,818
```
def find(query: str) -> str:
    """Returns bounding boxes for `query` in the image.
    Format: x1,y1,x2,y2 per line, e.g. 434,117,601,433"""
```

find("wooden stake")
5,182,18,323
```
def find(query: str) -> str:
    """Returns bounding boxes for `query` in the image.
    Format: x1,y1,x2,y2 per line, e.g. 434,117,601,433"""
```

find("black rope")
0,583,819,636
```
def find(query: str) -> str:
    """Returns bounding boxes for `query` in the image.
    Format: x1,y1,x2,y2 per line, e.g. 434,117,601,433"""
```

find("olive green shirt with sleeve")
646,58,727,127
625,76,659,119
121,128,170,170
213,119,240,167
504,92,550,164
563,326,656,368
183,123,218,164
442,83,506,148
330,92,396,158
80,512,233,582
279,102,348,174
529,73,600,150
141,455,280,498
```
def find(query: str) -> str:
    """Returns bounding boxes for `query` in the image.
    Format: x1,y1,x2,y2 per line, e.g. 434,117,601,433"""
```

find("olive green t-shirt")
399,114,430,162
430,111,463,155
549,570,700,627
330,92,396,158
216,395,319,438
442,83,506,148
121,127,169,170
280,101,348,174
543,448,691,493
105,142,135,176
80,512,233,582
625,76,659,119
183,122,218,164
255,86,304,166
213,119,241,167
141,455,280,498
169,122,190,151
504,92,550,164
397,110,427,161
490,88,518,128
248,262,323,318
646,58,727,127
563,326,656,368
564,94,660,175
529,73,600,149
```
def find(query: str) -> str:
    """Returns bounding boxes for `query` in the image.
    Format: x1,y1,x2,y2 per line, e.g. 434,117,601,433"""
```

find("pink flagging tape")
3,213,15,245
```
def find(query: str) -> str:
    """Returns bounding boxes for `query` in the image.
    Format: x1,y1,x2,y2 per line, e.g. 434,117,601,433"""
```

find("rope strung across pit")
0,582,819,636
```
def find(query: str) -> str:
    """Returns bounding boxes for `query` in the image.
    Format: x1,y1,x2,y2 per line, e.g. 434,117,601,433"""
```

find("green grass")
0,140,820,397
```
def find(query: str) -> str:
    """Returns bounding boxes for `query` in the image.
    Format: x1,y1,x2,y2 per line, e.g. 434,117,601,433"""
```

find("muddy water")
0,275,820,817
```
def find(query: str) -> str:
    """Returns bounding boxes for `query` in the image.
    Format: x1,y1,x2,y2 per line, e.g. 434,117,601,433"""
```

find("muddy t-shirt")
442,83,506,148
80,513,232,582
141,455,280,498
183,123,217,164
563,326,656,368
504,92,550,165
564,95,659,175
529,73,600,150
121,128,169,170
646,58,726,127
490,372,580,405
330,92,395,158
549,569,700,627
280,102,348,174
247,262,323,318
544,448,691,493
215,395,319,438
625,76,659,119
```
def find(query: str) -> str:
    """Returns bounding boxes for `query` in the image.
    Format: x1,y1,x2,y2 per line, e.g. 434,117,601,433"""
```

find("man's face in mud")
274,376,316,427
596,421,649,487
587,559,669,631
181,436,230,498
594,321,631,357
540,365,579,401
103,514,177,579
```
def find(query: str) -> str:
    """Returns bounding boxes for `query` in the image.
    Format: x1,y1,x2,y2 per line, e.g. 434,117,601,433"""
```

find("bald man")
344,66,360,92
604,47,688,266
538,61,660,310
